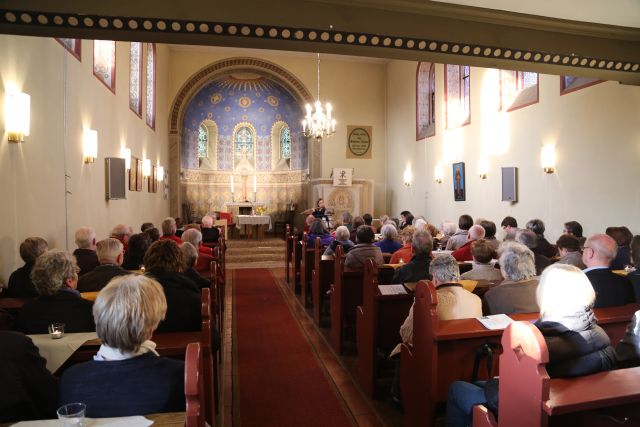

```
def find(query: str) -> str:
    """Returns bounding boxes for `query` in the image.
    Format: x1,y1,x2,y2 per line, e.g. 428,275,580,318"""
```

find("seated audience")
342,211,353,231
438,220,456,250
629,236,640,301
200,214,220,243
363,213,376,233
140,222,154,232
446,264,616,427
391,230,433,284
323,226,354,256
413,218,427,233
77,238,130,293
478,219,500,252
145,227,160,243
484,242,539,314
181,228,214,273
308,219,334,246
583,234,633,308
500,216,518,241
345,225,384,270
174,217,185,238
390,226,415,264
59,275,185,417
17,250,94,334
452,224,486,262
374,223,402,254
556,234,586,269
122,233,151,271
180,242,210,289
606,226,633,270
615,309,640,368
563,220,586,248
5,237,48,298
73,226,99,276
0,331,58,422
110,224,132,253
144,240,200,333
159,217,183,244
460,239,502,281
516,229,552,275
349,216,365,243
526,218,557,258
445,214,473,251
399,211,413,230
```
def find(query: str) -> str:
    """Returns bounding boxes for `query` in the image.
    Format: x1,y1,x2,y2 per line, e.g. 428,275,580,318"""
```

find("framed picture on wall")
453,162,466,201
148,165,157,193
135,158,143,192
129,156,138,191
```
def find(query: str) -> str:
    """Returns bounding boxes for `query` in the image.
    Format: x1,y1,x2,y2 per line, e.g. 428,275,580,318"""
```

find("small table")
236,214,272,239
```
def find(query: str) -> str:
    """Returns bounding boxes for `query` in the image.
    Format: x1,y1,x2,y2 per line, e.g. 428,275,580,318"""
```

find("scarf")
94,340,159,361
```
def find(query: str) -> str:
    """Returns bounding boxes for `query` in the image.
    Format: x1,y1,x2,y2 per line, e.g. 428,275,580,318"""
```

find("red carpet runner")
234,268,353,427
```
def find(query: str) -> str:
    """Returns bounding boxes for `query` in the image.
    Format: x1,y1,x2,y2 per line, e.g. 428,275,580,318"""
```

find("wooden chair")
356,259,412,397
185,342,206,427
473,321,640,427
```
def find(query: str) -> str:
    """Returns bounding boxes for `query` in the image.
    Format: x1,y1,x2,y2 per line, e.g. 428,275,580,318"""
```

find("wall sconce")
541,144,556,173
5,91,30,143
156,166,164,181
403,168,412,187
120,147,131,170
142,158,151,178
478,157,489,179
83,129,98,163
434,163,444,184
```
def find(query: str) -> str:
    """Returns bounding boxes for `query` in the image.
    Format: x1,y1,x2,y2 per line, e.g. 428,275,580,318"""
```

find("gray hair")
201,215,214,228
335,225,350,241
182,228,203,247
414,218,427,232
111,224,131,239
468,224,486,240
380,223,398,240
412,230,433,255
180,242,199,269
75,226,96,249
429,254,460,283
96,238,124,264
94,275,167,353
31,250,78,296
440,220,456,236
515,229,538,249
162,217,177,236
499,242,536,281
537,264,594,318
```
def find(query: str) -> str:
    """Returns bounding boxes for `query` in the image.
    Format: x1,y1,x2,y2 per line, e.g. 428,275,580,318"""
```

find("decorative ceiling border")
1,9,639,76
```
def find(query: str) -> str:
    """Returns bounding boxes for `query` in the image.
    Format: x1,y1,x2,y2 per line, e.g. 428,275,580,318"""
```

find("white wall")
0,36,171,284
386,60,640,243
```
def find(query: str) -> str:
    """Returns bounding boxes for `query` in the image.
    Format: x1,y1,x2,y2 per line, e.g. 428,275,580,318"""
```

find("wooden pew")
285,224,292,284
312,249,334,326
400,280,640,427
185,342,205,427
200,288,217,424
291,235,302,294
473,321,640,427
356,259,412,397
299,233,318,307
330,245,365,354
0,297,30,316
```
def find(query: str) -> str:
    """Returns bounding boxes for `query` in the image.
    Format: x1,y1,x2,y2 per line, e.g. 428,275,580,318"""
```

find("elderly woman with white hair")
201,214,220,243
59,275,185,417
374,223,402,254
182,228,214,273
446,264,617,427
324,226,355,256
484,241,540,315
438,220,457,250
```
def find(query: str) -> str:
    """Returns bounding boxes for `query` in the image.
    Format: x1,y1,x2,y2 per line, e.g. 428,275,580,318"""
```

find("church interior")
0,1,639,426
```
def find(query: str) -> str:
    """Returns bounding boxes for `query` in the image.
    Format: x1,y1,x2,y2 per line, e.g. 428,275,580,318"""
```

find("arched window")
198,125,208,158
129,42,142,117
280,126,291,159
445,64,470,129
416,62,436,140
145,43,156,130
270,121,291,171
198,120,218,170
233,123,256,171
500,70,538,111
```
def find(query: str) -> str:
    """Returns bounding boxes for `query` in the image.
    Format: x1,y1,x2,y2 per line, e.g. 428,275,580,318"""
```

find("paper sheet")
378,284,408,295
476,314,513,330
12,416,153,427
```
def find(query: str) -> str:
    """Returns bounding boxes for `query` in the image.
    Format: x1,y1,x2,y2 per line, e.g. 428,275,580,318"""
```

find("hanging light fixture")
302,53,336,142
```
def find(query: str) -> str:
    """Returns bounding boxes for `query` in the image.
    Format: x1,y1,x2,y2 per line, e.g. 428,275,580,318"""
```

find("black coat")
0,331,59,422
585,268,633,308
72,248,100,276
534,236,557,258
629,272,640,302
16,290,95,334
184,267,211,289
611,246,631,271
146,270,202,333
391,252,432,284
201,227,220,244
5,264,38,298
77,264,131,293
615,310,640,368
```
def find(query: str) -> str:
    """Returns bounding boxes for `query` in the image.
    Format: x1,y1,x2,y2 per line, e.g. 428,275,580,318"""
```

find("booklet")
476,314,513,330
378,284,408,295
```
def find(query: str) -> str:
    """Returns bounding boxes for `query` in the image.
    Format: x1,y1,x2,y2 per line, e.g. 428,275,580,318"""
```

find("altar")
225,201,265,216
236,214,272,239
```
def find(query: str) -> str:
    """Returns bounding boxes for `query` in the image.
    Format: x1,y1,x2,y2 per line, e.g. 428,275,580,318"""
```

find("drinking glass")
57,402,86,426
48,323,65,339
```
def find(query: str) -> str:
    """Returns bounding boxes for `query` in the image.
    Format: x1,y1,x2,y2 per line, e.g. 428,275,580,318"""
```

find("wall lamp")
120,147,131,170
541,144,556,173
142,158,151,178
434,163,444,184
156,166,164,181
83,129,98,163
403,168,412,187
478,157,489,179
5,91,30,143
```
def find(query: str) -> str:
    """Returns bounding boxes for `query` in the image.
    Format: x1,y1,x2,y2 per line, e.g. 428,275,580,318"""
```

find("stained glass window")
56,38,81,61
560,76,603,95
129,42,142,116
145,43,156,130
198,125,208,158
235,126,254,156
500,70,539,111
416,62,436,139
280,126,291,159
93,40,116,92
445,65,470,128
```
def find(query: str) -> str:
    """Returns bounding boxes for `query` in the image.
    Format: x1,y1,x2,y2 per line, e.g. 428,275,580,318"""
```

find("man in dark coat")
72,226,99,276
392,230,433,284
5,237,48,298
583,234,633,308
77,238,130,293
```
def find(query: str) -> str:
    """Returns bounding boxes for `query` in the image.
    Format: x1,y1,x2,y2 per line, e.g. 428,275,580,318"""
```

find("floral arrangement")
254,206,267,215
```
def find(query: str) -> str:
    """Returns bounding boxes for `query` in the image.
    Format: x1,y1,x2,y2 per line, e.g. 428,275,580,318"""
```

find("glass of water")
57,402,86,426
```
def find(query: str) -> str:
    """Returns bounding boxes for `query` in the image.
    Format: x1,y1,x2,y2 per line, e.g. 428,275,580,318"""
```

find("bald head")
468,224,486,241
582,234,618,268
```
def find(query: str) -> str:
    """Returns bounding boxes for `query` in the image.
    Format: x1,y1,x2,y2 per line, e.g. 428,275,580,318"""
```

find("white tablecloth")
13,416,153,426
28,332,98,373
236,215,272,230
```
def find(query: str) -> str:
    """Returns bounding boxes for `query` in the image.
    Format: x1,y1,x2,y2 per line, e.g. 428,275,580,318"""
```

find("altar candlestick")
253,175,257,193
